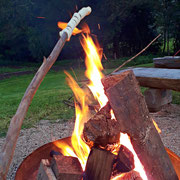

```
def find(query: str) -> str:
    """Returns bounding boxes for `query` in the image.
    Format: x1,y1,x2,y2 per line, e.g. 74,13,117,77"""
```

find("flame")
152,119,161,133
58,21,82,35
57,22,90,35
54,29,148,179
81,34,108,108
56,71,90,170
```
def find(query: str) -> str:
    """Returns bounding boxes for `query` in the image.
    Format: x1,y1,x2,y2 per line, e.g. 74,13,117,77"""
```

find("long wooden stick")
0,6,92,179
0,32,67,179
112,34,161,73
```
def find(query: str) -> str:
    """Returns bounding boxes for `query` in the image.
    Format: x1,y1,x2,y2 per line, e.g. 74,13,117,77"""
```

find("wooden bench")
113,68,180,112
153,56,180,69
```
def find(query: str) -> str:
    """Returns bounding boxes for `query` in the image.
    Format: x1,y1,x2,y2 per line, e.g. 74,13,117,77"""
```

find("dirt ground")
0,104,179,179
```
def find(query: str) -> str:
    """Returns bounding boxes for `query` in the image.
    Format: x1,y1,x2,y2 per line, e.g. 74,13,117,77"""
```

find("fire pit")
15,137,180,179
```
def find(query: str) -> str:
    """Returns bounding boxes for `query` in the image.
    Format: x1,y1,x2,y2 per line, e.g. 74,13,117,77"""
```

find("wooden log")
102,70,178,180
153,56,180,69
84,147,115,180
112,145,134,176
112,68,180,91
83,103,120,146
37,159,57,180
51,155,83,180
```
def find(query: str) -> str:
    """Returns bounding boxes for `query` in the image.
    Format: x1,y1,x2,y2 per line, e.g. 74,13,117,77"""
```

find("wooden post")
102,70,178,180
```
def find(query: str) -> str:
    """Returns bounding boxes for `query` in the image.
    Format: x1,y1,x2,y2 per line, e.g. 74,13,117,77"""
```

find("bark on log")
102,70,178,180
51,155,83,180
84,147,115,180
37,159,57,180
83,103,120,146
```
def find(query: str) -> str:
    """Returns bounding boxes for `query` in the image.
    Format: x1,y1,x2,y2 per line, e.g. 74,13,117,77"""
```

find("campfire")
1,6,179,180
36,28,177,179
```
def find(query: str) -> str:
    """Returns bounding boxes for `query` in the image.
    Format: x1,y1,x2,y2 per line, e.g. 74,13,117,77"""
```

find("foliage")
0,0,179,62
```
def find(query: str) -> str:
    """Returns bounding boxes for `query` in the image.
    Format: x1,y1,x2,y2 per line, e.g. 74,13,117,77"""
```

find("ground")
0,103,179,179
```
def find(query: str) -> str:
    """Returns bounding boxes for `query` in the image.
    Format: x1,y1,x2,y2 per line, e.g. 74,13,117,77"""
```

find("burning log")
112,145,135,176
84,147,115,180
37,159,57,180
51,155,83,180
83,103,120,146
102,70,178,180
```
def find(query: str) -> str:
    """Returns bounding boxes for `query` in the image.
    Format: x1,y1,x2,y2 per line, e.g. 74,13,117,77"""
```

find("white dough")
59,7,91,40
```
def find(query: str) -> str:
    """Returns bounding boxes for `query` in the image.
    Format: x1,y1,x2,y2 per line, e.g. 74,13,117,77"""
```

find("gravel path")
0,104,179,179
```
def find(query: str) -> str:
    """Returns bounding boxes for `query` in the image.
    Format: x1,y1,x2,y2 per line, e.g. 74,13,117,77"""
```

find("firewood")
112,145,134,176
51,155,83,180
37,159,57,180
84,147,115,180
102,70,178,180
83,103,120,146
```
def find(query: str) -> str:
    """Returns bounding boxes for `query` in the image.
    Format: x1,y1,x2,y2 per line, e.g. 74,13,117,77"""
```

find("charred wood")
112,145,134,176
83,103,119,146
51,155,83,180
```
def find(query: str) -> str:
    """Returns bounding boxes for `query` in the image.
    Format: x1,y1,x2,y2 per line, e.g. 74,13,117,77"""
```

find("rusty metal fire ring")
15,137,180,179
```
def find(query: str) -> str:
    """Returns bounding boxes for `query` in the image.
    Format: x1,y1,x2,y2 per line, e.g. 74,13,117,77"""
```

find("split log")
102,70,178,180
83,103,120,146
37,159,57,180
51,155,83,180
112,145,134,176
84,147,115,180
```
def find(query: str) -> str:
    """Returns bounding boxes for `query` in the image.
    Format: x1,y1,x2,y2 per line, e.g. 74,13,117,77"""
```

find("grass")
0,66,36,74
102,54,157,69
0,56,180,137
0,70,80,136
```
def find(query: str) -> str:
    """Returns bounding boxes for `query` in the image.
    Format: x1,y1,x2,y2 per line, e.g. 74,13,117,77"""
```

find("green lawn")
0,58,180,137
0,71,78,136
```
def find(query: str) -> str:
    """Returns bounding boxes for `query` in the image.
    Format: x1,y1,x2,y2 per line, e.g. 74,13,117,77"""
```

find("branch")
112,34,161,73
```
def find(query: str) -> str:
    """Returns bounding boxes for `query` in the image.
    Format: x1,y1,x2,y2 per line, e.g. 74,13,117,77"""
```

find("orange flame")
152,119,161,133
54,28,148,179
81,34,108,108
55,71,91,170
57,21,90,35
